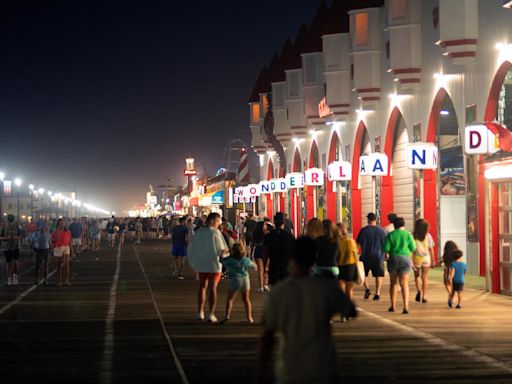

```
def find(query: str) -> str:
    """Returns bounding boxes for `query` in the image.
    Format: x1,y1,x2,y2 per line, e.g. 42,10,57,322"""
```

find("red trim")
312,121,327,126
351,121,368,238
424,88,448,264
326,131,340,222
360,96,381,101
290,148,302,237
334,111,350,115
390,67,421,74
439,38,477,48
491,183,500,293
306,141,319,221
398,78,421,84
484,61,512,122
478,164,486,276
355,88,381,93
306,115,321,119
448,51,476,59
381,107,401,226
266,159,274,219
291,125,307,130
329,103,350,108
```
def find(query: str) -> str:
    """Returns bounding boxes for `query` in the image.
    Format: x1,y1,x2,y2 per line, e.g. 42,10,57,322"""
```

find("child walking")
221,243,256,324
450,250,467,309
442,241,458,307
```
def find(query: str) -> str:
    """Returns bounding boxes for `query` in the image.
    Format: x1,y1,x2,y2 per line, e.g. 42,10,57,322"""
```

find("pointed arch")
306,141,320,221
352,121,370,237
326,131,340,222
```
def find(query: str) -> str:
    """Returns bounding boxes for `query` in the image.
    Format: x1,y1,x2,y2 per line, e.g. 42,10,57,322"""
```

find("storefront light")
0,172,5,181
484,165,512,180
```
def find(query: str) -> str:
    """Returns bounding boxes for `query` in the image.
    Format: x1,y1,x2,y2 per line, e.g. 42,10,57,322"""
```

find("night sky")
0,0,324,212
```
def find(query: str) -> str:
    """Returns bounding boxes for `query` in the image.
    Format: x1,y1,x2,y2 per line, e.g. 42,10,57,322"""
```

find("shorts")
172,244,187,257
107,233,116,241
91,234,101,240
229,276,250,292
339,264,358,282
35,249,49,267
129,231,135,237
198,272,222,284
453,282,464,292
72,238,82,246
313,266,339,278
253,246,264,259
245,235,253,245
363,260,385,277
413,254,431,269
4,249,20,263
53,246,70,257
387,256,412,275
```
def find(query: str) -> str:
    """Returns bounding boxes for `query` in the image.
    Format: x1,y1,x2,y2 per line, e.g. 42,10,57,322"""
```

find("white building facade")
249,0,512,295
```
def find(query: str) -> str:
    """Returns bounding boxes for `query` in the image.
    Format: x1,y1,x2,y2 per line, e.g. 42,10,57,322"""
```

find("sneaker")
364,288,371,299
196,311,205,321
373,294,380,301
448,300,453,308
415,291,421,302
388,307,395,312
264,285,270,292
422,299,428,304
177,275,185,280
456,304,462,309
219,318,229,325
207,314,218,323
402,308,409,315
257,287,265,293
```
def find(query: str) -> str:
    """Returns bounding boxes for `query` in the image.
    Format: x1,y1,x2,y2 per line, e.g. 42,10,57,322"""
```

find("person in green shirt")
384,217,416,314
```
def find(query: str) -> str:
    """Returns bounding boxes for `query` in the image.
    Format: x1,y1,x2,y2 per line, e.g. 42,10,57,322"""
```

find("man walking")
1,215,22,285
69,218,83,256
171,216,188,280
357,212,387,301
263,212,295,286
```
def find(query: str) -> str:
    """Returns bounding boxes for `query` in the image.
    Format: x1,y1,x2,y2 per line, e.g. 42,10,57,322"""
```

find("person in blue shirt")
449,250,467,309
220,243,256,324
171,217,189,280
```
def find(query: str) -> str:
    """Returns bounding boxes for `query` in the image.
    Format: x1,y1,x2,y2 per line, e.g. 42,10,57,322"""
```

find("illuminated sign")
246,184,261,197
464,124,499,155
268,178,287,193
184,169,197,176
359,153,389,176
285,173,304,189
304,168,325,186
327,161,352,181
406,143,438,170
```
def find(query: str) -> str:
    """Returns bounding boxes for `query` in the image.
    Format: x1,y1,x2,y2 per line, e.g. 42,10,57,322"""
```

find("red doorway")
306,141,319,221
352,121,369,238
266,158,274,220
290,148,302,237
326,131,340,222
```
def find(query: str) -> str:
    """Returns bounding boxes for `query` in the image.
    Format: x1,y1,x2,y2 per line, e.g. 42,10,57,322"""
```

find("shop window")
391,0,407,20
251,104,260,123
497,70,512,131
305,56,318,83
288,72,299,97
355,13,369,47
273,85,284,107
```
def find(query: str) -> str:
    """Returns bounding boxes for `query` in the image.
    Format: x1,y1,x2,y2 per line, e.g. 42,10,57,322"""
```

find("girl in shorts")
51,219,72,286
252,221,270,293
220,243,256,324
412,219,435,304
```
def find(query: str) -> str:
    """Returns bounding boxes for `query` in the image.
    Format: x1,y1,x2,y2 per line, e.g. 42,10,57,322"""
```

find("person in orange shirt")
337,222,358,301
51,218,72,286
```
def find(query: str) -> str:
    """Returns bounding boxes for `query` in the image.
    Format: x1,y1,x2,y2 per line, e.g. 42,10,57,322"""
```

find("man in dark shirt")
263,212,295,286
356,212,387,301
244,213,257,256
171,216,189,280
283,213,294,235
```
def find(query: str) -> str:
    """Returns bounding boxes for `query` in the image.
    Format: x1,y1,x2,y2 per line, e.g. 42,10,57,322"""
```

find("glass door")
499,182,512,294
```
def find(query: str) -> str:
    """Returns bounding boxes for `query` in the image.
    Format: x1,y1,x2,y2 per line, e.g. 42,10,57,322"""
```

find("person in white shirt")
187,212,229,323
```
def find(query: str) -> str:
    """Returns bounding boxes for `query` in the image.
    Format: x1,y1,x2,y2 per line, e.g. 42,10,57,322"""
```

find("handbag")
355,260,365,285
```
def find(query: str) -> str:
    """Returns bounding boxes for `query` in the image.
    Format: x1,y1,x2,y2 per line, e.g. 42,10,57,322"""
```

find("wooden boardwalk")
0,240,511,383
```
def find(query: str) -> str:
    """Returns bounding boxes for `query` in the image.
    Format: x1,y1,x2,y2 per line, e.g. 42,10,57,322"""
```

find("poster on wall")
440,146,466,195
413,123,422,220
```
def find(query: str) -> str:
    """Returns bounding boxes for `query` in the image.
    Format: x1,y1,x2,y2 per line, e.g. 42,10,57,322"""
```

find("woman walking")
89,220,101,251
313,220,340,278
305,218,323,240
384,217,416,314
187,212,229,323
253,220,270,293
51,218,72,286
337,222,358,301
33,224,51,285
412,219,435,303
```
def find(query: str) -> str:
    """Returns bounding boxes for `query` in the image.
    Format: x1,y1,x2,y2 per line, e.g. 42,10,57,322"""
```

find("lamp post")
29,184,34,220
48,191,53,219
14,178,22,221
0,171,4,220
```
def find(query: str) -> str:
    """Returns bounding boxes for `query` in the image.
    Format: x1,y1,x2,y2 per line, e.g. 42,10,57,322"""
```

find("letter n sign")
406,144,438,170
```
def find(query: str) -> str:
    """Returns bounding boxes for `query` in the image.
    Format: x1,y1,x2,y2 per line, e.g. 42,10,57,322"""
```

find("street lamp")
0,171,4,219
14,178,22,220
29,184,34,220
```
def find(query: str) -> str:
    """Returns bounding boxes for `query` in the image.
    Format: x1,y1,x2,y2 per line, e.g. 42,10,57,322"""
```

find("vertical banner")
465,105,478,242
413,123,422,220
344,144,351,230
374,137,381,222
